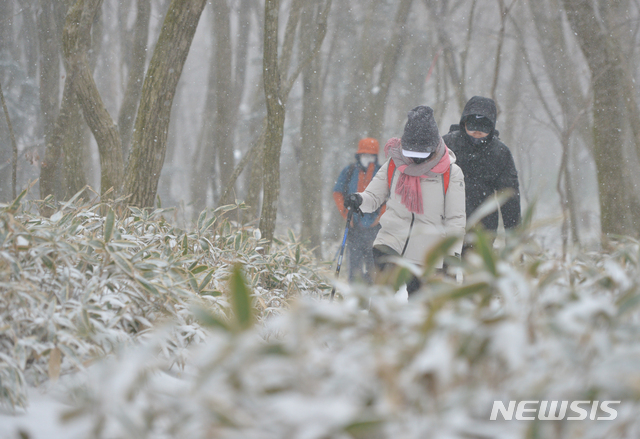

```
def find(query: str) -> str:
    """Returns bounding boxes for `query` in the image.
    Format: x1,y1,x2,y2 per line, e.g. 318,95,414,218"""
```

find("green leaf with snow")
229,263,254,331
103,209,115,243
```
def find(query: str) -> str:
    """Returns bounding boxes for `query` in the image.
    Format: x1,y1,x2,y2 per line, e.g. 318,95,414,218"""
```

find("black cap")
401,106,440,158
464,114,494,133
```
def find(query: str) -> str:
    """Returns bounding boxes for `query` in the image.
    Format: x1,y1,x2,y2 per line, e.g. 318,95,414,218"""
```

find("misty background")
2,0,638,260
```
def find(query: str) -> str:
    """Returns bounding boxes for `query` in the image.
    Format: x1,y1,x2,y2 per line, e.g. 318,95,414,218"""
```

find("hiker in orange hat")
333,138,384,283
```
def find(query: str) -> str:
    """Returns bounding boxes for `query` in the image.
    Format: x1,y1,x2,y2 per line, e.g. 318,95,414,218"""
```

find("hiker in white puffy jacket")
344,106,466,295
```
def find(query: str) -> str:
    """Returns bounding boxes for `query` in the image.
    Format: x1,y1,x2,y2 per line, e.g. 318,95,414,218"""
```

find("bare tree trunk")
490,0,518,115
527,0,592,245
564,143,580,246
40,76,76,204
259,0,286,242
528,0,593,150
246,130,266,219
555,128,581,252
190,0,251,215
62,98,88,199
220,120,265,208
189,119,215,215
37,0,64,138
256,0,305,236
63,0,124,196
118,0,151,158
610,0,640,169
124,0,207,207
0,83,18,199
37,0,66,201
514,6,585,246
0,0,19,200
424,0,476,112
217,0,252,208
210,0,251,207
0,1,14,56
117,0,134,72
344,2,379,147
259,0,331,242
556,131,571,256
212,0,235,201
39,0,90,201
218,0,329,231
189,9,218,216
20,0,38,81
367,0,413,140
297,2,326,257
562,0,640,237
158,81,183,207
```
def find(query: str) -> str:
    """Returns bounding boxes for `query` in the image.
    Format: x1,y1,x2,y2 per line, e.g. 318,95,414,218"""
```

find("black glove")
343,193,363,213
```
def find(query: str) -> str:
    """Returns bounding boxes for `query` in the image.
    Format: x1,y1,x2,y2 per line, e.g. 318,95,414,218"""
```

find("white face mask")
359,154,376,168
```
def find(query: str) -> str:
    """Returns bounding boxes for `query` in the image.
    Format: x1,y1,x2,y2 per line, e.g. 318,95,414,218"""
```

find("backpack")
340,163,358,197
387,158,450,194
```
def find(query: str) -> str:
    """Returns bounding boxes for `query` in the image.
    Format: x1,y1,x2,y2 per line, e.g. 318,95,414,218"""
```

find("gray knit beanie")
400,106,440,158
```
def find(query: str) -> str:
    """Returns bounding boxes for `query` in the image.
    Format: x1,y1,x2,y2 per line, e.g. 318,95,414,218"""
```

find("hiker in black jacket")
442,96,521,253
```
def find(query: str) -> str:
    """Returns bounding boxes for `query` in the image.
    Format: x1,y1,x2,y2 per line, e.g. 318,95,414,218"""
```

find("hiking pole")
330,208,354,301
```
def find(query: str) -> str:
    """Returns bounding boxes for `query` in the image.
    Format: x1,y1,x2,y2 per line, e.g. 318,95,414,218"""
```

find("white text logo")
490,401,620,421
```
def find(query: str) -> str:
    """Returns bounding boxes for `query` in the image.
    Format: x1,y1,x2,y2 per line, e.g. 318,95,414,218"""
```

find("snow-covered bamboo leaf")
191,265,208,275
202,216,216,233
6,186,28,213
191,306,229,331
475,230,497,276
230,263,254,331
104,209,115,243
445,281,490,300
182,235,188,255
111,253,134,276
200,290,222,297
199,238,210,252
198,269,214,292
422,235,461,272
188,271,199,292
108,240,140,249
135,275,159,295
197,211,207,233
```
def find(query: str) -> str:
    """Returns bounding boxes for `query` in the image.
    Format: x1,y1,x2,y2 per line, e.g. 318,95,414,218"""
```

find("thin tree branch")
0,82,18,199
460,0,477,99
510,17,562,134
491,0,519,114
279,0,305,84
220,120,267,205
282,0,332,98
220,0,331,211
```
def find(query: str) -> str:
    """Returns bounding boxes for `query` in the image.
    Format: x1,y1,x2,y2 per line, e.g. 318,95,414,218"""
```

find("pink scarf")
384,137,451,214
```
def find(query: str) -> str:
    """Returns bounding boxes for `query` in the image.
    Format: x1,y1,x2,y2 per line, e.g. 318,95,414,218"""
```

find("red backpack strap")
387,158,396,189
441,166,451,221
443,166,450,194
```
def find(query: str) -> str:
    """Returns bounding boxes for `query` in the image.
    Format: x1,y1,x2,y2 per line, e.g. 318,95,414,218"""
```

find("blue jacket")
333,162,383,228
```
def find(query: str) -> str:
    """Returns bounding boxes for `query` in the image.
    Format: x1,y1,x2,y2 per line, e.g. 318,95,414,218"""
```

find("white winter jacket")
358,149,466,267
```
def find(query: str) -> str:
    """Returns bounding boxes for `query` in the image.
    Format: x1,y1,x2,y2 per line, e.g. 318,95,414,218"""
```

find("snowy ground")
0,385,91,439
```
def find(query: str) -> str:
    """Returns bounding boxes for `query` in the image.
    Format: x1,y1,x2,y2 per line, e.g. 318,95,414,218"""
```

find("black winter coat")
442,96,521,232
443,129,520,231
443,96,520,231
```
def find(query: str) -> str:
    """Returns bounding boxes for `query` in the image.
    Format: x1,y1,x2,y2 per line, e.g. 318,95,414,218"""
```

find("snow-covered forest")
7,0,639,250
2,0,640,438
